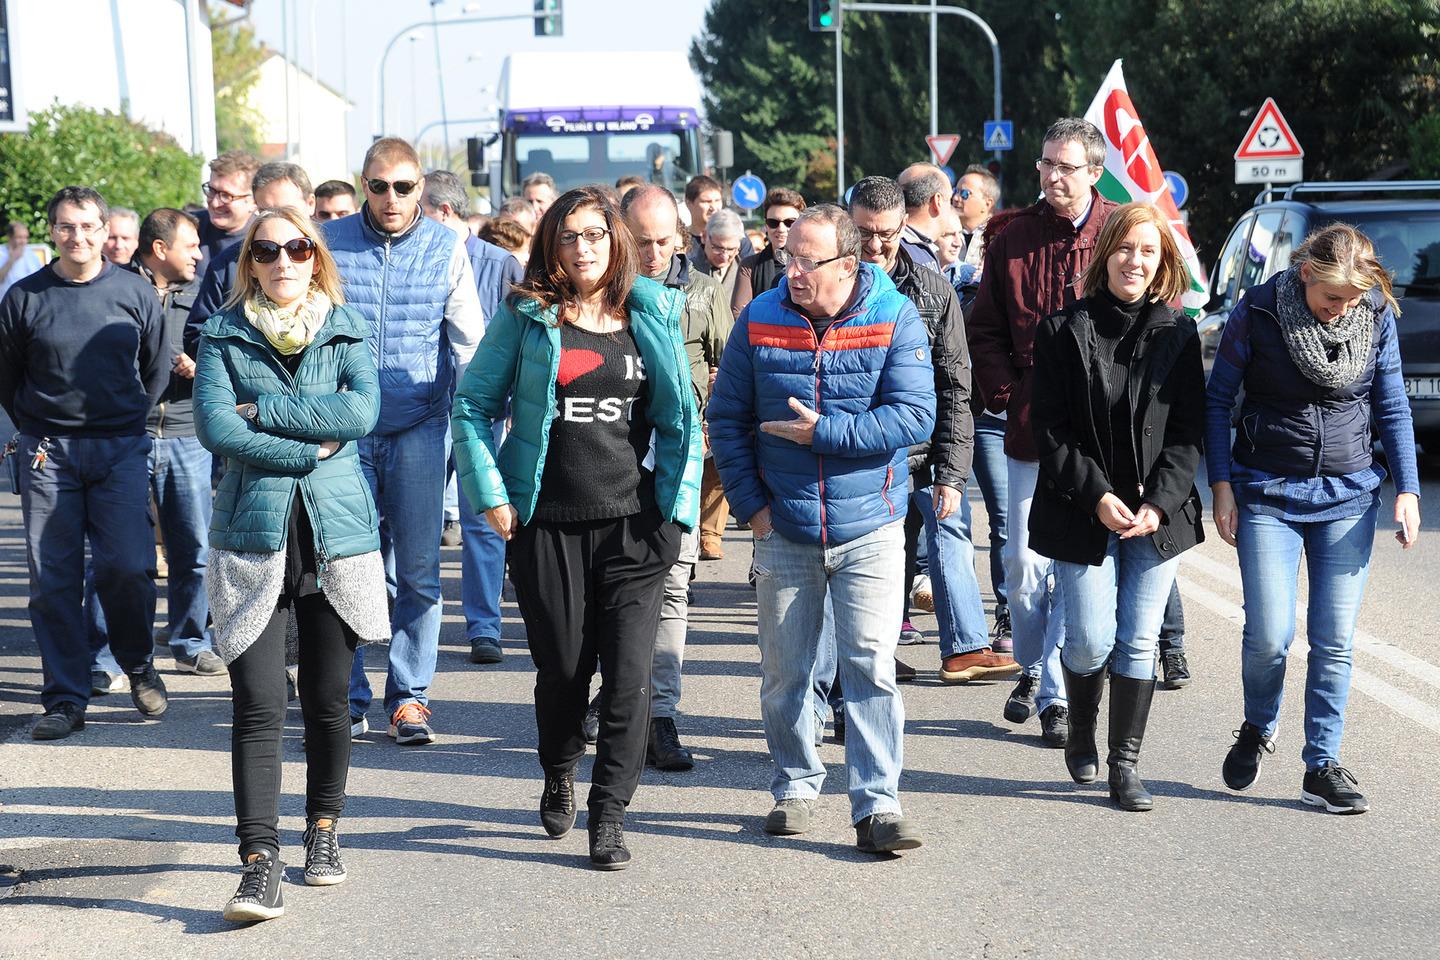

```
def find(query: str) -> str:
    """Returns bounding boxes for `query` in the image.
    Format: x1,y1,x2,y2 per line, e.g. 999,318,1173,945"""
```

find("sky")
244,0,713,172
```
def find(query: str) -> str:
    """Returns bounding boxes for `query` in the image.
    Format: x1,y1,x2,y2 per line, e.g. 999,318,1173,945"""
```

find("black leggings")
227,592,359,860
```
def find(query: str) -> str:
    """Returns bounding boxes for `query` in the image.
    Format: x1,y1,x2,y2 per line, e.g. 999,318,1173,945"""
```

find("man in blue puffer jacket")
707,204,936,854
322,138,485,746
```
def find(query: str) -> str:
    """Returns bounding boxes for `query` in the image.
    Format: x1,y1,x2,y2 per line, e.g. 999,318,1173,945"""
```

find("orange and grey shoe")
939,649,1022,684
388,702,435,745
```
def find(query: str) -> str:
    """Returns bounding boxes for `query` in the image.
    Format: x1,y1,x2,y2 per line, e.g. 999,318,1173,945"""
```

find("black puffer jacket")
891,247,973,489
1029,296,1205,566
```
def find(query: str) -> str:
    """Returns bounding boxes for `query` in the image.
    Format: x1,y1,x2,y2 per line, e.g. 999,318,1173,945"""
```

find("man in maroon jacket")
967,118,1118,747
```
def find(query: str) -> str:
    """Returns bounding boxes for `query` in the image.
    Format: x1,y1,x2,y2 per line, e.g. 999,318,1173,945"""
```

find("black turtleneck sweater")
1093,287,1146,509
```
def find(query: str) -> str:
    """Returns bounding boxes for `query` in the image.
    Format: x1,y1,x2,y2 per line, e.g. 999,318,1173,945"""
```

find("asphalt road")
3,460,1440,959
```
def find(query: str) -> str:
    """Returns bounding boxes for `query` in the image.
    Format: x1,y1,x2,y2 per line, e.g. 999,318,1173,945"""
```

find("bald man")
896,163,953,271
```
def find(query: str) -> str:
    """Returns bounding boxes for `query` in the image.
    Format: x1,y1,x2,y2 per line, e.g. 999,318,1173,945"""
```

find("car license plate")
1404,376,1440,398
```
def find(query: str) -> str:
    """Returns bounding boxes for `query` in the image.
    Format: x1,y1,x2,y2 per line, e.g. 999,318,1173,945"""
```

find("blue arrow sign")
984,120,1013,152
732,174,766,211
1163,170,1190,210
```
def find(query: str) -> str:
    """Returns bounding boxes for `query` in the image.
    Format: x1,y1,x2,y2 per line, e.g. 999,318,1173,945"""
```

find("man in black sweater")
0,186,170,741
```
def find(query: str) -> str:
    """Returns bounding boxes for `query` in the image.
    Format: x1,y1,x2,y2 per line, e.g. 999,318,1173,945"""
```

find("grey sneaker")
127,664,168,717
441,520,462,547
763,798,813,836
855,812,923,853
175,650,225,675
91,670,125,696
898,621,926,645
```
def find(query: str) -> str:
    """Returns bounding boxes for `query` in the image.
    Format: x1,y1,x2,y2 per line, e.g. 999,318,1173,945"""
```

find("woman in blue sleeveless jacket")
453,186,701,871
1206,223,1421,815
194,208,388,921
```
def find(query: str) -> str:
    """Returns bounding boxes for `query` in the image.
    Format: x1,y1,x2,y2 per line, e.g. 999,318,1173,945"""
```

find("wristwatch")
241,403,258,421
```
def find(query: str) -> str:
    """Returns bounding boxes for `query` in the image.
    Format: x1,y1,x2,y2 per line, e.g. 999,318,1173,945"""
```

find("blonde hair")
223,208,345,311
1293,222,1401,317
1081,202,1190,303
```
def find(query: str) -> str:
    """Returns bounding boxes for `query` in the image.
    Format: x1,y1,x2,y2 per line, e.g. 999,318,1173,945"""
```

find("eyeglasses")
1035,158,1093,179
558,226,610,246
856,223,904,244
52,222,105,238
765,217,798,230
203,183,253,204
787,253,847,274
250,237,317,264
365,178,419,197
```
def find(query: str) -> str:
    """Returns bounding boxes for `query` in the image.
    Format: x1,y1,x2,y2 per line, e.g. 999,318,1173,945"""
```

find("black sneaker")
127,664,168,717
1003,675,1038,724
91,669,125,696
833,710,846,745
582,693,601,744
175,650,226,675
31,703,85,741
647,716,695,771
1160,649,1192,690
302,821,346,885
1222,721,1276,791
540,772,576,838
223,852,285,922
1301,762,1369,815
990,608,1013,654
588,820,631,871
1039,704,1069,747
855,812,923,853
469,637,503,664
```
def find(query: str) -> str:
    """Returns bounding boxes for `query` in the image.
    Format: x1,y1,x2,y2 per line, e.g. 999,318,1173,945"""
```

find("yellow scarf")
243,289,331,355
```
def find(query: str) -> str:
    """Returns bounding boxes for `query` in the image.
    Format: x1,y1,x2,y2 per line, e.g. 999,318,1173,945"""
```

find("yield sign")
926,134,960,167
1235,98,1304,160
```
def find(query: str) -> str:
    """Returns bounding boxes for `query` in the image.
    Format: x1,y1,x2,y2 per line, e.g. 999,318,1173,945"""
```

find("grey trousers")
651,526,700,718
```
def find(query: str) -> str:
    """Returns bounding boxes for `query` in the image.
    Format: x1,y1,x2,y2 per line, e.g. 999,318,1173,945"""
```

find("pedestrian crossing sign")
984,120,1013,152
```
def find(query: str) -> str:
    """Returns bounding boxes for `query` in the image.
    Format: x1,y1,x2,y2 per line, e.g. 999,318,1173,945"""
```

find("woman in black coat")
1029,201,1205,812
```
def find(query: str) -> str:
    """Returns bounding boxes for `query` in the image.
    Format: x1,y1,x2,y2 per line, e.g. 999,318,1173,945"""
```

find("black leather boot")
1107,675,1156,812
1061,664,1105,784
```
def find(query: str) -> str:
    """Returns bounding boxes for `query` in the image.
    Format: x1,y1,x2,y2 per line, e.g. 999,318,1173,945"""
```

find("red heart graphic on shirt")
557,348,605,387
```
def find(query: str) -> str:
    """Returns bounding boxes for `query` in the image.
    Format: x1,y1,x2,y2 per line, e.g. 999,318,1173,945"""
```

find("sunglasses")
250,237,317,264
957,188,973,200
365,178,419,197
765,217,798,229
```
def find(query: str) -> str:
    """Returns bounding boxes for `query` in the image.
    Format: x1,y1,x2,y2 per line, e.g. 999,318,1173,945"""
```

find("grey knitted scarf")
1274,265,1374,389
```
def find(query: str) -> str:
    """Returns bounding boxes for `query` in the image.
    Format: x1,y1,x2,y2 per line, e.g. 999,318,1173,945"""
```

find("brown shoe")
940,649,1022,684
699,539,724,561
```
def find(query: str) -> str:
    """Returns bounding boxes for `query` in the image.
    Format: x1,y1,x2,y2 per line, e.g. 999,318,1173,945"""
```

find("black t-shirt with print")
534,322,656,523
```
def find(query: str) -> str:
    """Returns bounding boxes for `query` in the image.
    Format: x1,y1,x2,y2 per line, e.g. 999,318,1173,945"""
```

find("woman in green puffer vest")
453,185,701,872
193,207,389,923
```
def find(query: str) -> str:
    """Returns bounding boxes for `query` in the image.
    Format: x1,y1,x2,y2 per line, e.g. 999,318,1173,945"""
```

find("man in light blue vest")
323,137,485,745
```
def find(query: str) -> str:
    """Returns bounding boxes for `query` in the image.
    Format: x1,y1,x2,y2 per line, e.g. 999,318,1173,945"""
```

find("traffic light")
809,0,839,32
534,0,562,37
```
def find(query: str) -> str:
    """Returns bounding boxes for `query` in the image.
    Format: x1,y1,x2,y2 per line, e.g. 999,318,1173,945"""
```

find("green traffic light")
819,13,833,26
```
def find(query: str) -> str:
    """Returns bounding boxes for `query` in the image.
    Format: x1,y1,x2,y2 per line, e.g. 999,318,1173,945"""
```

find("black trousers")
227,592,359,860
508,509,680,823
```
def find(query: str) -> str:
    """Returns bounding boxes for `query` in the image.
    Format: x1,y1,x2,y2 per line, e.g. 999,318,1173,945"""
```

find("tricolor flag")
1083,59,1209,313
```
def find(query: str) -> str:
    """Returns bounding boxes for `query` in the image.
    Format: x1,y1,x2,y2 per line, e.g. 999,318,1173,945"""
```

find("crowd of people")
0,115,1420,922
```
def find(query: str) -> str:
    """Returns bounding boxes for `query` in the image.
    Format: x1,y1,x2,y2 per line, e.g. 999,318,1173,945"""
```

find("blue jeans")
458,421,507,645
1005,457,1065,710
89,436,213,665
811,593,844,720
971,413,1009,611
19,435,157,711
1236,498,1378,769
1055,534,1180,681
754,520,906,823
350,414,449,717
913,486,991,658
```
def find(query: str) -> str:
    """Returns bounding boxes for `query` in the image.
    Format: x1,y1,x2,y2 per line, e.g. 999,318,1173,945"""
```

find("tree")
211,10,268,154
0,104,204,234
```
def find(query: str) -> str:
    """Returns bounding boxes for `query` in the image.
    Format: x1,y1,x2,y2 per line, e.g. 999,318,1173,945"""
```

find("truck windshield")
1328,211,1440,292
513,131,697,195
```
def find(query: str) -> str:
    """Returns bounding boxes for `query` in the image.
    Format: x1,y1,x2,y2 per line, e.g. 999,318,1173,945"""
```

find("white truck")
493,51,707,199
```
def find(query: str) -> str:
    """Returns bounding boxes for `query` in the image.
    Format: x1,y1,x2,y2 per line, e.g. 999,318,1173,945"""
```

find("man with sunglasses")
0,186,170,741
896,163,952,272
954,165,1000,272
708,204,936,855
322,137,484,748
195,150,260,274
967,117,1118,749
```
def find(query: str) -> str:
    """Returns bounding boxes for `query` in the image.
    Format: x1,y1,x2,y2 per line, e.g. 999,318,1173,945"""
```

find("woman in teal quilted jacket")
193,207,388,923
453,186,701,872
